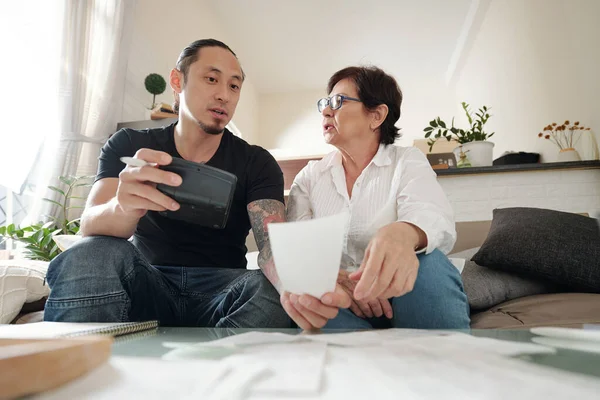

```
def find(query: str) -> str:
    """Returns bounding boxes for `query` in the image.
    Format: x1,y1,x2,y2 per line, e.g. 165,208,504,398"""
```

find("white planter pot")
556,148,581,162
453,141,495,167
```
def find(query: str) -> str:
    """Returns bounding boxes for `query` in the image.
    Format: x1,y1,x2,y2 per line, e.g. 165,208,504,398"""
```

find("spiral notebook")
0,321,158,339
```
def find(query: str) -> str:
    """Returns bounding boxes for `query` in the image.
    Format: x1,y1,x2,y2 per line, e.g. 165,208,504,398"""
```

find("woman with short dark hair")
282,66,470,330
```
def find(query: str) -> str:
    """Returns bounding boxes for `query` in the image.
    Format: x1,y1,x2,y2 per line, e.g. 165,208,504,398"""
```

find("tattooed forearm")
257,243,281,292
248,199,284,247
285,192,298,221
247,199,286,292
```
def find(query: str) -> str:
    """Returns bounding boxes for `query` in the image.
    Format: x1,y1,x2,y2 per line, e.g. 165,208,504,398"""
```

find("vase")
453,141,495,167
556,148,581,162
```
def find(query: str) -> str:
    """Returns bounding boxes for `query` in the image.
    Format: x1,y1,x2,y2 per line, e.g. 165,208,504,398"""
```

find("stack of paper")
31,329,600,399
35,357,233,399
317,343,600,400
163,340,327,396
531,326,600,355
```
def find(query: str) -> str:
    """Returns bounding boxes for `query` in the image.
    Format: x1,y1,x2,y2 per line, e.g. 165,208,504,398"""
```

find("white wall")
455,0,600,162
233,80,260,144
257,78,457,155
256,0,599,161
258,90,332,156
121,0,260,143
123,0,599,157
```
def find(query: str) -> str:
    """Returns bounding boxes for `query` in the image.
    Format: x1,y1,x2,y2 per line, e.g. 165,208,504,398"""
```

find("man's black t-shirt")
96,123,284,269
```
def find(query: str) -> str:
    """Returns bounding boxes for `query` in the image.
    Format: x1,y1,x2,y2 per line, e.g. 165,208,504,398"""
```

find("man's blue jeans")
44,236,292,328
324,250,471,329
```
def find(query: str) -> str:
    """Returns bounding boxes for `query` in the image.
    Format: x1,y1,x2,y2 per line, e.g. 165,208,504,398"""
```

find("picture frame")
426,152,458,169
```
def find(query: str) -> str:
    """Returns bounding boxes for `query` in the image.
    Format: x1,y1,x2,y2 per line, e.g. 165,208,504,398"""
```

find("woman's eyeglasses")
317,94,361,113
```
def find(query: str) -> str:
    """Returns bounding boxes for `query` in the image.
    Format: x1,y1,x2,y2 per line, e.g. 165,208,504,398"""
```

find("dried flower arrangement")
538,120,591,150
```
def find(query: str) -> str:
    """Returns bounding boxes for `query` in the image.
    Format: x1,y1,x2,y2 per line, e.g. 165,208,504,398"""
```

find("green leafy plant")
424,102,495,151
0,222,63,261
0,175,93,261
144,73,167,109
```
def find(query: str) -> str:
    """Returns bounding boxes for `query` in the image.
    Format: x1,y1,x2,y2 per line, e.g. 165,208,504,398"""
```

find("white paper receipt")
269,212,348,298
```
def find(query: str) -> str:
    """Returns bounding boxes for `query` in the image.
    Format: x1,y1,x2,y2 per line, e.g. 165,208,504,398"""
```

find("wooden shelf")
435,160,600,177
150,110,177,120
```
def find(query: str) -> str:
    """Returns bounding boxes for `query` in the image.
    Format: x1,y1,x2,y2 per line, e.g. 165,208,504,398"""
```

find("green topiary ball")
144,73,166,95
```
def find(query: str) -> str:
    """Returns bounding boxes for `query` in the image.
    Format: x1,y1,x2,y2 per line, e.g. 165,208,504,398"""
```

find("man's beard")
198,120,224,135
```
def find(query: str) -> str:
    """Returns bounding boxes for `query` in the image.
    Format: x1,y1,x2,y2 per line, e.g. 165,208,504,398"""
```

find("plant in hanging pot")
538,120,591,162
424,102,495,166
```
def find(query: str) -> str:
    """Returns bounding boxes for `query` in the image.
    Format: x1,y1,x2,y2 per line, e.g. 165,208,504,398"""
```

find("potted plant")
424,102,495,166
538,120,591,162
144,73,167,110
0,175,93,261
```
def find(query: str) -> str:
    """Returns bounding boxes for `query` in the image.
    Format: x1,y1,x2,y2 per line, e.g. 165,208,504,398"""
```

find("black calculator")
156,157,237,229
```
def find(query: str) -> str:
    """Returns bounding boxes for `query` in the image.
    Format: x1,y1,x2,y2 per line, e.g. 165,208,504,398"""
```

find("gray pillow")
451,247,563,311
472,207,600,292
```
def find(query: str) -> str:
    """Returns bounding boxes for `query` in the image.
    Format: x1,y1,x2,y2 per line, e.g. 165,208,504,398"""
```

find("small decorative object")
538,120,591,162
144,73,167,109
456,146,472,168
150,102,177,120
493,151,540,165
424,102,495,166
426,153,457,170
0,175,93,261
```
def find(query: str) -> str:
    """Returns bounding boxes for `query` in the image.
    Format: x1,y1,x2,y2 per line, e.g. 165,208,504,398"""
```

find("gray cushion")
451,247,563,311
472,207,600,293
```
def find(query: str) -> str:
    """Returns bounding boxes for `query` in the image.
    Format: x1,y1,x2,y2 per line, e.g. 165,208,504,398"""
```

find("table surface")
111,328,600,379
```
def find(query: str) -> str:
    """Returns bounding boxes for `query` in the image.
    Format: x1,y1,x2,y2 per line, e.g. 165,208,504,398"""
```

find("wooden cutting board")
0,336,112,399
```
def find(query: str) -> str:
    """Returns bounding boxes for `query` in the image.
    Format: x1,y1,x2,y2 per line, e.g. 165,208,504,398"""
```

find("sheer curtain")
21,0,135,225
0,1,63,195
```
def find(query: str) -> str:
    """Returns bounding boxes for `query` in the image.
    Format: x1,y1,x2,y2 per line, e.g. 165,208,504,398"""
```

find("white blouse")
286,144,456,271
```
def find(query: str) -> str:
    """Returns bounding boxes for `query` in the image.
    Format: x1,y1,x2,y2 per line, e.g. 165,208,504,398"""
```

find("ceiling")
208,0,473,94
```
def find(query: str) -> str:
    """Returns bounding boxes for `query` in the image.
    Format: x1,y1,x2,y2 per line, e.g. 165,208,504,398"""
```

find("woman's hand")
338,270,392,319
351,222,427,302
280,285,351,330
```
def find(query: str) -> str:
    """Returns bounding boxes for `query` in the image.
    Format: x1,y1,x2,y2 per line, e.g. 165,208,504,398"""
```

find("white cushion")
246,251,260,270
0,260,50,324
